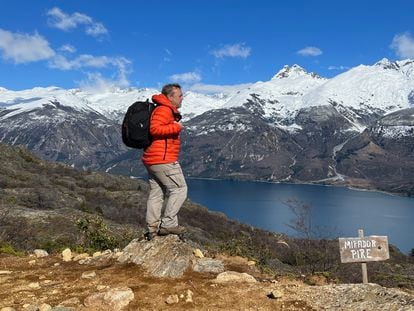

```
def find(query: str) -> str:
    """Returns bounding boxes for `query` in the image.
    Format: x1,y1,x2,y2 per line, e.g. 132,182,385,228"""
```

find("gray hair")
161,83,181,97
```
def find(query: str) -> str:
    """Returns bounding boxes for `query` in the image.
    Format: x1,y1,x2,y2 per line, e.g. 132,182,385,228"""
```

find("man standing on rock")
142,84,187,240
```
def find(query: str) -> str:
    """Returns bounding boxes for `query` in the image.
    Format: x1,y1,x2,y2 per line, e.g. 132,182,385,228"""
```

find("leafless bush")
285,198,339,274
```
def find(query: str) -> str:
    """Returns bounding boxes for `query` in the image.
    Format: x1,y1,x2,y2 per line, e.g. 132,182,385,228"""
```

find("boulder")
214,271,257,283
61,248,72,262
192,258,225,273
34,249,49,258
84,287,134,311
118,235,193,278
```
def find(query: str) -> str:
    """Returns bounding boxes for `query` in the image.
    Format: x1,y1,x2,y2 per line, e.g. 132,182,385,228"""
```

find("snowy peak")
374,58,414,78
375,58,400,70
272,64,320,80
180,91,231,120
0,87,99,121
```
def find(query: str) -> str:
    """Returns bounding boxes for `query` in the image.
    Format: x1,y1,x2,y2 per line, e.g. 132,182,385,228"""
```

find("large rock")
118,235,193,278
214,271,257,283
83,287,134,311
192,258,225,273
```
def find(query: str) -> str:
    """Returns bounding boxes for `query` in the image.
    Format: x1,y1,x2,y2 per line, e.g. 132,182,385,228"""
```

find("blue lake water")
186,179,414,254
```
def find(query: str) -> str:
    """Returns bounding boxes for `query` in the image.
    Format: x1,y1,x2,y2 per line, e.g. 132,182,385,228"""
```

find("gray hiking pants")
145,162,187,233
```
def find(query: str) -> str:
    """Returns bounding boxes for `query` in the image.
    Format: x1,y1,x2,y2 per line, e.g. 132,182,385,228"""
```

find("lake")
186,179,414,254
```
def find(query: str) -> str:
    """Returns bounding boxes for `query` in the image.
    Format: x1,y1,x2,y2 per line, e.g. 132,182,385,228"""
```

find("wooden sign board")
339,236,389,263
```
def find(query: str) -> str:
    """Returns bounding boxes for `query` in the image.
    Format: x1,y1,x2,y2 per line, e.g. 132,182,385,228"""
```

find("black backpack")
121,100,156,149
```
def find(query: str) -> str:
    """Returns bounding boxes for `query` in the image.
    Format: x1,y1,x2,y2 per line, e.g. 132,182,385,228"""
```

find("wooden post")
358,229,368,284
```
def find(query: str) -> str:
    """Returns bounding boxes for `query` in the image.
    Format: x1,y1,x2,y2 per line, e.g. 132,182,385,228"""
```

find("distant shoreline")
185,176,410,198
130,174,411,198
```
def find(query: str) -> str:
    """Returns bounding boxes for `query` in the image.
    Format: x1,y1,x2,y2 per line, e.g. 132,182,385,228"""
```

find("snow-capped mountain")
1,58,413,194
222,65,326,123
0,87,126,169
77,87,158,121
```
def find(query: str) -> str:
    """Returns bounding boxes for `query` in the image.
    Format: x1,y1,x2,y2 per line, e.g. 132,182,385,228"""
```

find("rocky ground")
1,236,413,311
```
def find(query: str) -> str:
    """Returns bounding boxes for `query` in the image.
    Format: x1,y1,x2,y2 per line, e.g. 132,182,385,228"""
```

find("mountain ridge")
0,58,413,195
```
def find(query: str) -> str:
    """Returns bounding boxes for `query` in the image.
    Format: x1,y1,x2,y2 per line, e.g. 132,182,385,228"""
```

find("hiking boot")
143,231,157,241
158,225,187,236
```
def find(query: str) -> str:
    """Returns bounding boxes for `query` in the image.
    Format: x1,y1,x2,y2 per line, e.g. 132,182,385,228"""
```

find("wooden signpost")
338,229,389,284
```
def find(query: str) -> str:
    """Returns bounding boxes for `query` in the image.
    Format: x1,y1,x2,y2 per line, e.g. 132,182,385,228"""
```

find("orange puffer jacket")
142,94,182,166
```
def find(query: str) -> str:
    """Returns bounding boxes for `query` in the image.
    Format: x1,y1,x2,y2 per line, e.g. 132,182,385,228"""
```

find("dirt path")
1,254,413,310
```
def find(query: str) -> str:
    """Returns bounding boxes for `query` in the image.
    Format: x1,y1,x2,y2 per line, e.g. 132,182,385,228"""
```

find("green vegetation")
0,243,25,256
1,142,413,289
17,147,39,163
75,215,118,251
219,231,272,268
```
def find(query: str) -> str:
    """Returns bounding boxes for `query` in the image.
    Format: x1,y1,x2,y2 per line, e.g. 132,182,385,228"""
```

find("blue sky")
1,0,414,92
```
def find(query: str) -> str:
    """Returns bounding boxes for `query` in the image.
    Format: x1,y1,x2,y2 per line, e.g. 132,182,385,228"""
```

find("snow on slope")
303,58,414,114
0,87,98,121
77,87,157,121
223,65,327,120
180,91,231,120
1,58,413,126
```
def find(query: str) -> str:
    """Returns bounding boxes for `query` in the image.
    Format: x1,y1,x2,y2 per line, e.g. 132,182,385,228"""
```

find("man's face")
168,88,184,108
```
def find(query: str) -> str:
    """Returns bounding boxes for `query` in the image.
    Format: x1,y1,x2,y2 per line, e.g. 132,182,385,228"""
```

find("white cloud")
297,46,323,57
47,7,108,38
211,43,251,59
49,54,132,88
0,28,55,64
189,82,253,95
390,32,414,59
59,44,76,53
78,71,129,92
49,54,130,70
169,72,202,83
327,65,349,70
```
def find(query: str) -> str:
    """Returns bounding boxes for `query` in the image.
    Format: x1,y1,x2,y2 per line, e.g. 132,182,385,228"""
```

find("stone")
28,260,36,265
42,280,52,284
247,260,256,266
193,249,204,258
73,253,89,261
118,235,193,278
28,282,41,289
78,251,116,266
165,294,179,304
34,249,49,258
39,304,52,311
192,258,225,273
185,289,193,303
0,270,12,275
92,251,102,257
1,307,17,311
268,290,283,299
58,297,81,306
84,287,134,311
97,285,110,291
114,251,123,258
82,271,97,279
62,248,72,262
54,263,60,267
214,271,257,283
